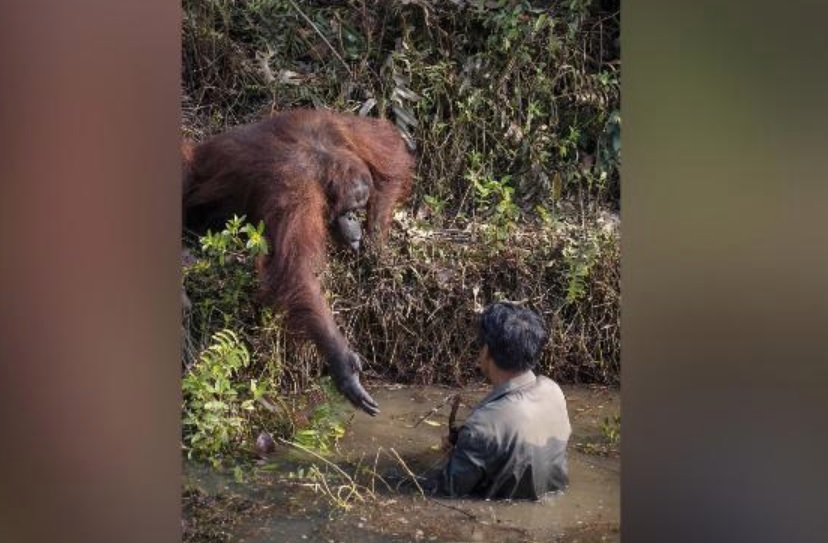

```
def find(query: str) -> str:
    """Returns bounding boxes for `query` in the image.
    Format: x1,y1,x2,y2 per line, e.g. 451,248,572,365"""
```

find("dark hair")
478,302,548,372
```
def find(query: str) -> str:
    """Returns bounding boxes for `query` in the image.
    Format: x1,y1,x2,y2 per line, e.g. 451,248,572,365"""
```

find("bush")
182,329,261,465
182,218,359,463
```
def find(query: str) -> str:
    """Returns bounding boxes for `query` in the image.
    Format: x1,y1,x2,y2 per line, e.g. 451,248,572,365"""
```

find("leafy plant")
562,231,603,305
293,378,351,454
601,414,621,446
422,194,447,216
464,151,520,243
200,214,268,264
183,215,269,345
573,412,621,457
182,329,266,466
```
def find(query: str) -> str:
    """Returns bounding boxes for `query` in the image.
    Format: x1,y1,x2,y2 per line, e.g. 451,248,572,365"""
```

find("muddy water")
184,383,619,543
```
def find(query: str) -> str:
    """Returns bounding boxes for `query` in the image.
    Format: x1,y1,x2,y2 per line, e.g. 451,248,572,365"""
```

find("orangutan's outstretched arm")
260,189,379,416
281,267,379,416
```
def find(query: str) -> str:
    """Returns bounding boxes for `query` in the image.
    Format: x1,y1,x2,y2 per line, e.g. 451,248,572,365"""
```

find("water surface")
184,384,620,543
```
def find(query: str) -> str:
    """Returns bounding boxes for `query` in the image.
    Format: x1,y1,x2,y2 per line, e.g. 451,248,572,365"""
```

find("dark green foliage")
182,215,265,351
182,329,258,464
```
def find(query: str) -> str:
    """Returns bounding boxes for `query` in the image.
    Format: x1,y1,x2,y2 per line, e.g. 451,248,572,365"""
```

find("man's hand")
441,427,459,452
329,349,380,416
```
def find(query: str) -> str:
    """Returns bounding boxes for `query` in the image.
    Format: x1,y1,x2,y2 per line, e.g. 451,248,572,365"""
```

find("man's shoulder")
468,375,564,420
535,374,563,392
462,401,507,439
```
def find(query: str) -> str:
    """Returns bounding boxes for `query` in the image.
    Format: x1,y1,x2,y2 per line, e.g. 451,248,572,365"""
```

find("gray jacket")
432,372,571,500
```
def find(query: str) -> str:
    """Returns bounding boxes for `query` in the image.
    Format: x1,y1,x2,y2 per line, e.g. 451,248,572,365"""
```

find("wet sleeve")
433,426,490,497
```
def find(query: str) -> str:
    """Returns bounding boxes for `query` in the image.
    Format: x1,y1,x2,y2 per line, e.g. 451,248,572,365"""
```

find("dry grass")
324,212,620,386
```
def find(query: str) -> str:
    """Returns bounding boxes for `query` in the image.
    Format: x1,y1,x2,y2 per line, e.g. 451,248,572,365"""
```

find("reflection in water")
184,384,619,543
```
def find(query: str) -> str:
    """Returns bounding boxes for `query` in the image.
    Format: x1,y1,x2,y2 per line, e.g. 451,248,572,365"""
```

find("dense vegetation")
181,0,620,463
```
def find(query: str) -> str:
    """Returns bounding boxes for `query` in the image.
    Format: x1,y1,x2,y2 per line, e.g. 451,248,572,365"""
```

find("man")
429,301,572,500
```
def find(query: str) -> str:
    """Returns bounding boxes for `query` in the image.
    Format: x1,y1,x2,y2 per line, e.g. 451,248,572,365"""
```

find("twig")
286,0,352,76
448,394,462,431
388,447,425,497
413,394,455,428
427,498,478,519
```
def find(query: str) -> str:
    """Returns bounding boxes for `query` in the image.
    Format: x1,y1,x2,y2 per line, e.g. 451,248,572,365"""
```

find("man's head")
477,302,548,381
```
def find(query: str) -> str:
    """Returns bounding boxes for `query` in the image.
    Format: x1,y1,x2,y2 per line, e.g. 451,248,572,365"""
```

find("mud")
183,384,620,543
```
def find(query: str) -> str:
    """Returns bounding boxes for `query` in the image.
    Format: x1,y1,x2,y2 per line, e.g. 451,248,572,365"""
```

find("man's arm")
432,426,490,497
